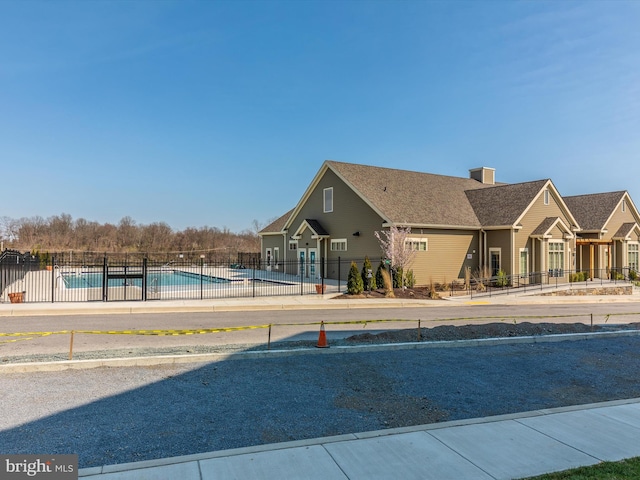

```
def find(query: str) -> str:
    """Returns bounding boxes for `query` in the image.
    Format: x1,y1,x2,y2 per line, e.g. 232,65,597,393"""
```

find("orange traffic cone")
316,321,329,348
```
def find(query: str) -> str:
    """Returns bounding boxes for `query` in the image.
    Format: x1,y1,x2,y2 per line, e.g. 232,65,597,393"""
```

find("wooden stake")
69,331,74,360
268,324,272,350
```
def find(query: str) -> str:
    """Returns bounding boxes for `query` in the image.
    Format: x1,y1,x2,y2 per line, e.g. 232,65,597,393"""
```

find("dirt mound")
346,322,640,344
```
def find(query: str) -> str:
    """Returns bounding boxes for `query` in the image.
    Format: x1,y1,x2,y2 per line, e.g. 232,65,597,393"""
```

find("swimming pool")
61,270,230,289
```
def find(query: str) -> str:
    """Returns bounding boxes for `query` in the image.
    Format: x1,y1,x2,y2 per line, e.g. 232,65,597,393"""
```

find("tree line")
0,214,261,255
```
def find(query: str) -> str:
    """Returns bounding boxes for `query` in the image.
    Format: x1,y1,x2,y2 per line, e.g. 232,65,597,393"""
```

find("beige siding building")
260,161,638,286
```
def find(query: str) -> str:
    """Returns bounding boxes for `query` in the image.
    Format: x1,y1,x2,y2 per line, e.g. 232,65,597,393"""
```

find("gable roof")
312,161,497,228
563,191,626,232
292,219,329,238
264,161,581,234
465,180,549,227
613,222,640,240
530,217,574,238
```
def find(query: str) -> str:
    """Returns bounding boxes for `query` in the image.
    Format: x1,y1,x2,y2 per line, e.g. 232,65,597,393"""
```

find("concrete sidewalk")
1,281,639,317
78,398,640,480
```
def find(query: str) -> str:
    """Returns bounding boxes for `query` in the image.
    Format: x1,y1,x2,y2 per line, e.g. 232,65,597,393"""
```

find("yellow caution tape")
0,312,638,339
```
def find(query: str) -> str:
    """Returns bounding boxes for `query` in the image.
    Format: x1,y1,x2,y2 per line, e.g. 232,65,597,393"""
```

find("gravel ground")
2,321,637,364
2,331,640,469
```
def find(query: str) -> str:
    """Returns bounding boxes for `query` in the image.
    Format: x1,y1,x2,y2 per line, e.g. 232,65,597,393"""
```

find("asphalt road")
1,303,640,359
2,334,640,469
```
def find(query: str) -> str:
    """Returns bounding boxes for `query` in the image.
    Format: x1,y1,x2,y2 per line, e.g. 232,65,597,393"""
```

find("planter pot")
315,284,326,294
8,292,24,304
45,266,53,271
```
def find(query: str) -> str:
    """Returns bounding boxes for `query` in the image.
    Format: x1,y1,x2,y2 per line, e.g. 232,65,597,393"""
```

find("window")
273,247,279,266
548,241,565,276
622,199,626,212
489,248,501,277
323,187,333,213
629,243,639,271
330,239,347,251
519,248,529,277
544,189,549,205
289,240,298,250
406,238,428,251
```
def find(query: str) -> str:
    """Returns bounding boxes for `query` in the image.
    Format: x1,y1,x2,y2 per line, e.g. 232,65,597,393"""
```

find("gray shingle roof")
564,192,625,231
613,222,637,239
326,161,496,227
263,162,555,232
304,219,329,236
259,209,294,234
465,180,549,226
531,217,561,236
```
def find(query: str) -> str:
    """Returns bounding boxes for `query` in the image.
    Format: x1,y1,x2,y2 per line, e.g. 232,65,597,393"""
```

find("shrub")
375,261,386,288
361,256,376,291
347,261,364,294
393,267,403,288
495,269,509,287
612,271,625,281
630,269,638,281
570,271,588,282
405,269,415,288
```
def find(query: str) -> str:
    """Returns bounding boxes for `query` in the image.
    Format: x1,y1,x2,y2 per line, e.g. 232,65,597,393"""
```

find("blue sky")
2,0,639,233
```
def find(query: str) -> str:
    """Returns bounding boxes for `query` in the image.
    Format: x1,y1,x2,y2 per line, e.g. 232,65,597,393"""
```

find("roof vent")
469,167,495,185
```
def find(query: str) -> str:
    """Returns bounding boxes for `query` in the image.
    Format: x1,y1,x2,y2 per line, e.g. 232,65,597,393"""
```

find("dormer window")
323,187,333,213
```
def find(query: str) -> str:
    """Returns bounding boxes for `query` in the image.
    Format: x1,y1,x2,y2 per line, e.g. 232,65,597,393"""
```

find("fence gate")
102,258,147,302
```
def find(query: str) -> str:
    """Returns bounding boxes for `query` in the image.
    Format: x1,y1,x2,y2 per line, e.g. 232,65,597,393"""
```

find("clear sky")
2,0,639,233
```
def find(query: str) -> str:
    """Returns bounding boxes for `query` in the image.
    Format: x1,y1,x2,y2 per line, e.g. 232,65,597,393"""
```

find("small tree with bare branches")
374,226,417,289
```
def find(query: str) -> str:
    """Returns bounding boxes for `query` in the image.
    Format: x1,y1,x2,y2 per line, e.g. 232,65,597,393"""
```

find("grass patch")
523,457,640,479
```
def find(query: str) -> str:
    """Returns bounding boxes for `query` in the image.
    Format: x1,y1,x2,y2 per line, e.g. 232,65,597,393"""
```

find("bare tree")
1,213,261,256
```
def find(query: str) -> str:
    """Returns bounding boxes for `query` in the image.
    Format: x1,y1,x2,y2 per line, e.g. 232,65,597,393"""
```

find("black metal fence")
1,254,367,303
1,250,636,303
465,267,637,299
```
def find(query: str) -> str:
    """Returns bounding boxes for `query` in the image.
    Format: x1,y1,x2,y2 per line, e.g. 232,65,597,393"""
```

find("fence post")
252,258,256,298
103,256,108,302
51,255,56,303
143,257,148,301
338,256,341,293
200,257,204,301
321,257,325,294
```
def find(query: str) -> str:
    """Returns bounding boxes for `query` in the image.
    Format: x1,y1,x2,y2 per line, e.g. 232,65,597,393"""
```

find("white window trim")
622,199,626,212
323,187,333,213
288,240,298,250
519,247,529,277
543,189,550,205
330,238,347,251
548,240,565,276
489,247,501,276
406,238,428,251
628,242,639,270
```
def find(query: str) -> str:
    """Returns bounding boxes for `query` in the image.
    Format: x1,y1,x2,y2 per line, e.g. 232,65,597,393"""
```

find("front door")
298,248,318,278
308,248,317,279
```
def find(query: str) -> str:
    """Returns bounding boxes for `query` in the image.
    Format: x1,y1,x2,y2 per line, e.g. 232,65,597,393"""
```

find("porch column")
589,244,594,281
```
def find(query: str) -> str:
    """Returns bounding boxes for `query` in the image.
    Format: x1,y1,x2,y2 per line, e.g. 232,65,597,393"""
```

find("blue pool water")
62,270,230,289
